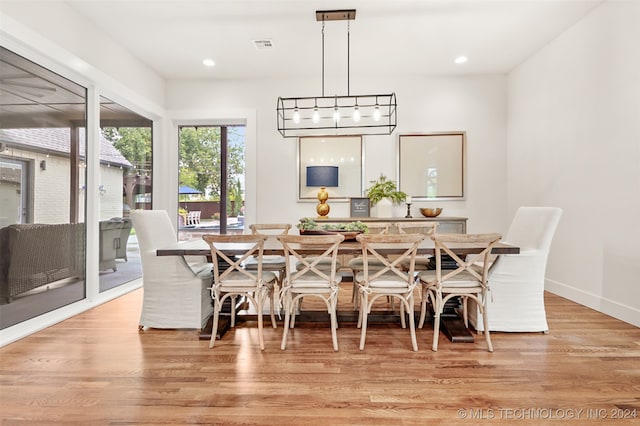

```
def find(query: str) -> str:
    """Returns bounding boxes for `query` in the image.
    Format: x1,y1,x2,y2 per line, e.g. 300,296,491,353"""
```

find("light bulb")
312,108,320,123
352,106,360,122
373,105,381,121
293,108,300,124
333,107,341,123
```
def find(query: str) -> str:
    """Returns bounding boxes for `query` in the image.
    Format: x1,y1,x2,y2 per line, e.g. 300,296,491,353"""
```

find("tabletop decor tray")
299,229,362,241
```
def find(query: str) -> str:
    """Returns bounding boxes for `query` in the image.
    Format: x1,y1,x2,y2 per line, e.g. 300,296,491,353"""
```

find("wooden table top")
157,237,520,257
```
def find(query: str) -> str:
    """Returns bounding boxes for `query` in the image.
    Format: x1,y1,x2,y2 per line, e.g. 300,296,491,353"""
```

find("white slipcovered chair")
468,206,563,333
130,210,213,330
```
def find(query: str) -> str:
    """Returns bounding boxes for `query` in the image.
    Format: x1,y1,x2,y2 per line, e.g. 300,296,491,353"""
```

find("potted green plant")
365,174,407,217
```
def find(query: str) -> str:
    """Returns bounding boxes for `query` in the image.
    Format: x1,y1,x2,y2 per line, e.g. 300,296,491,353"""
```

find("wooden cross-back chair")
246,223,291,287
355,232,426,352
348,222,391,310
277,233,345,351
395,221,438,272
202,234,278,350
418,232,502,352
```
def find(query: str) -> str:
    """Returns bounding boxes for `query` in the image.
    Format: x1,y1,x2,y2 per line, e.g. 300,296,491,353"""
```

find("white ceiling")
65,0,603,81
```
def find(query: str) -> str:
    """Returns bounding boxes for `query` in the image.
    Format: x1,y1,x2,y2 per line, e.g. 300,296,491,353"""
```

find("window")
178,125,245,240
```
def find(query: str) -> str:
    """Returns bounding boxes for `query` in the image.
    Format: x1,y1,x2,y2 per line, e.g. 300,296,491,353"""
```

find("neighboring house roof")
0,128,132,168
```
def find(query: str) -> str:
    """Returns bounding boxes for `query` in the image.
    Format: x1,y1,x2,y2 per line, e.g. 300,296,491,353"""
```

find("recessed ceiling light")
454,56,468,64
202,59,216,67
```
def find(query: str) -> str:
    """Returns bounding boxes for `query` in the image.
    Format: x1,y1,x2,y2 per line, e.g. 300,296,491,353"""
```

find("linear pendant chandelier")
277,9,397,138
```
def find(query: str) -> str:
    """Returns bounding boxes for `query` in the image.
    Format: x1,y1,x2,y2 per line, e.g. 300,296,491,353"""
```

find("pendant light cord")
347,19,350,96
322,20,325,97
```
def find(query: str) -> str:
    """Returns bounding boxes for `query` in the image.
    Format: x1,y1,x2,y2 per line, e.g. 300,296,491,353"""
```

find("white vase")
374,197,393,218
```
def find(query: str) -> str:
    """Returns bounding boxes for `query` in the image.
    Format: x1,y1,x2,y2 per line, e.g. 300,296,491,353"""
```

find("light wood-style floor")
1,286,639,425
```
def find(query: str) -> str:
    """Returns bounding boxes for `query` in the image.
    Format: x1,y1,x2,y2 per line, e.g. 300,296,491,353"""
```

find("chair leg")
230,295,237,328
399,297,406,329
432,295,442,352
462,296,469,328
351,269,359,310
290,296,301,328
431,311,441,352
281,296,291,350
407,299,418,352
481,296,493,352
256,297,265,351
359,293,370,350
269,288,277,329
418,286,428,329
357,290,365,328
329,298,339,351
210,305,221,349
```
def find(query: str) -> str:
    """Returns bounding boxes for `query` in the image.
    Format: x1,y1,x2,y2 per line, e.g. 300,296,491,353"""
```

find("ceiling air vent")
253,39,273,50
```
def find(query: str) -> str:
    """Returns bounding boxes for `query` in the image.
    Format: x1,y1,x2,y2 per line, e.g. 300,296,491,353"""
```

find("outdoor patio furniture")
186,211,201,226
0,222,85,303
99,218,132,271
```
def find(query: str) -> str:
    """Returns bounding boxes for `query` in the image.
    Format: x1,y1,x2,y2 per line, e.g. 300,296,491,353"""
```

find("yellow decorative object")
306,165,338,219
316,187,330,218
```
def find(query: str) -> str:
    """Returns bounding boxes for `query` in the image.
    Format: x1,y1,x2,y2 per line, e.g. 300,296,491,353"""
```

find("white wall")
507,0,640,326
100,166,126,220
165,74,508,234
0,0,165,107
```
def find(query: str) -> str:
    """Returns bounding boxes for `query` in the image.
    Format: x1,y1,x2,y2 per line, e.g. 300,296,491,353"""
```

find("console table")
314,216,467,234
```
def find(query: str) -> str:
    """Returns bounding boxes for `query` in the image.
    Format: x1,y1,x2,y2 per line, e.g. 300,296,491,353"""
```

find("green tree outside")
103,127,152,175
178,126,245,202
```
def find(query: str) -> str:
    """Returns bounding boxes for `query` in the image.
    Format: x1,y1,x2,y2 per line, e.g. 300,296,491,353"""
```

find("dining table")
157,237,520,342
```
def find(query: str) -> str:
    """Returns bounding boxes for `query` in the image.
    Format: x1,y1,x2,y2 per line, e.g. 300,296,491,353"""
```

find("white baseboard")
546,278,640,328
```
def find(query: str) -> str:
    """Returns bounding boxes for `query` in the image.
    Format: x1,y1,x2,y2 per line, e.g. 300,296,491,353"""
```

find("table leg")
198,296,240,341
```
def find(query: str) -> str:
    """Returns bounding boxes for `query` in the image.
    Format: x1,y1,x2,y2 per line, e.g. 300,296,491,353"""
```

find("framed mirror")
398,132,465,200
298,135,363,201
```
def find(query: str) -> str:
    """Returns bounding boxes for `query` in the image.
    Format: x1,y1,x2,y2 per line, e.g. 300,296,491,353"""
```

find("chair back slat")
202,234,268,284
277,234,344,286
432,233,502,286
395,221,438,236
365,222,391,235
249,223,292,236
356,233,425,284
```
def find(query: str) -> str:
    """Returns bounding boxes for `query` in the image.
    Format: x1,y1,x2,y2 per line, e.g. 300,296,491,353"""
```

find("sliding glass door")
0,47,87,328
98,97,153,293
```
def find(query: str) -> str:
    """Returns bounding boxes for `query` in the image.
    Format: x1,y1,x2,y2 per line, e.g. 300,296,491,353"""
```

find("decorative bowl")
420,207,443,218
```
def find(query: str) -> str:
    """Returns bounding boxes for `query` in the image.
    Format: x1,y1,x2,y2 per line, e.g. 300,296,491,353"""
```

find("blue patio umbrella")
179,185,202,195
179,185,202,210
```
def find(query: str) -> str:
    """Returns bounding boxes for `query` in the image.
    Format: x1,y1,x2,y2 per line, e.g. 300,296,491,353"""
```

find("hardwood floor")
1,287,639,425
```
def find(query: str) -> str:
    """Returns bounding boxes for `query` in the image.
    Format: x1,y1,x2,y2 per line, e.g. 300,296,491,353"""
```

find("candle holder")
405,203,412,218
